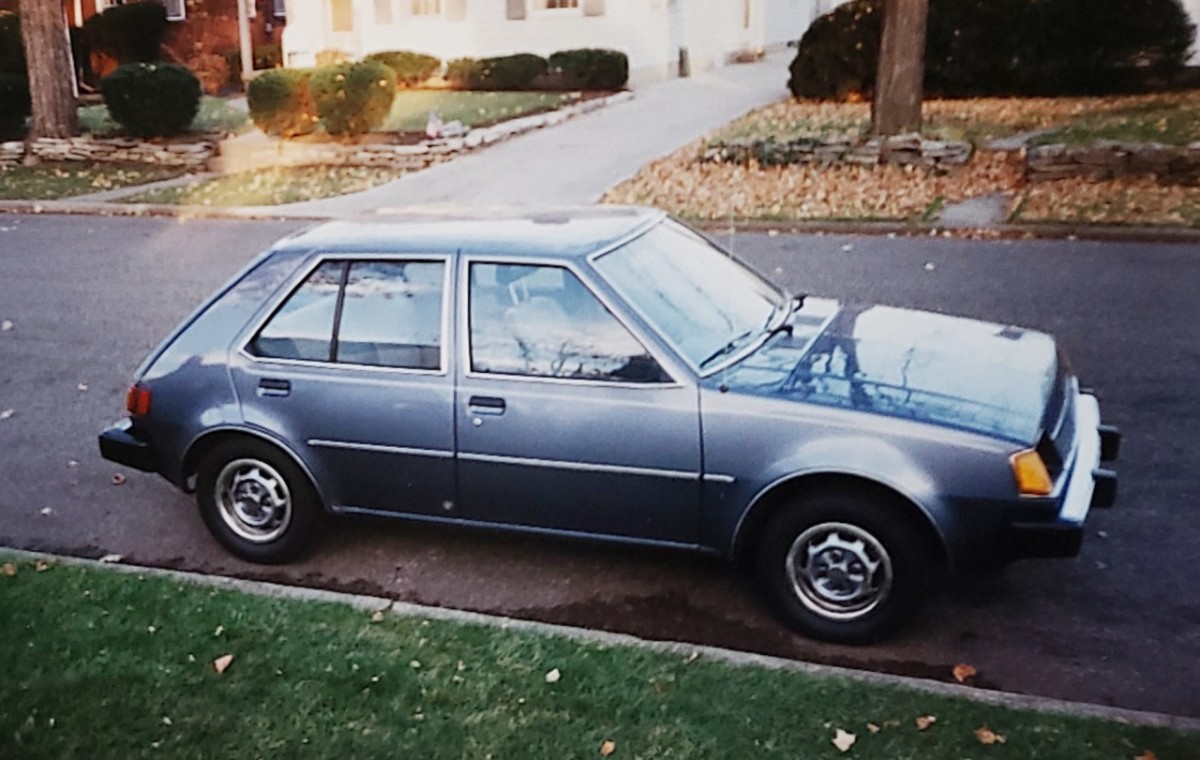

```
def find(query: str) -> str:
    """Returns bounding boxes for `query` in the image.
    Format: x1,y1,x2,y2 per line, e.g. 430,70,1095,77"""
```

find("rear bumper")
1003,391,1118,562
98,419,158,473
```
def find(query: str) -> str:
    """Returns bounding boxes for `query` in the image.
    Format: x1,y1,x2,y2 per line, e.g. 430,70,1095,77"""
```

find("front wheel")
756,489,933,644
196,439,322,564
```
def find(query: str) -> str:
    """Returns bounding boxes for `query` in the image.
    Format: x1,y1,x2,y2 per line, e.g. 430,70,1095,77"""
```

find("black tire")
755,488,933,645
196,438,322,564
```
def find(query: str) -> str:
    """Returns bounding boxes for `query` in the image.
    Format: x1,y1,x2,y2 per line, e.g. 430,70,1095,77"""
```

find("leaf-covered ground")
605,93,1200,228
0,162,188,200
1,557,1194,760
120,165,405,206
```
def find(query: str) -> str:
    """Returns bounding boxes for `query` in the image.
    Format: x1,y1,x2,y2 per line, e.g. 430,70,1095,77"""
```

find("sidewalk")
250,52,792,216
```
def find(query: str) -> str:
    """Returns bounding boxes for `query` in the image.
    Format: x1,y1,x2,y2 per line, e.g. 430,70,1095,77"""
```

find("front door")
231,255,455,517
454,259,701,544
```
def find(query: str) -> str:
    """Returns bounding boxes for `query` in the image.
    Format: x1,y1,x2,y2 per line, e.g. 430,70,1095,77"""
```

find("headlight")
1010,448,1054,496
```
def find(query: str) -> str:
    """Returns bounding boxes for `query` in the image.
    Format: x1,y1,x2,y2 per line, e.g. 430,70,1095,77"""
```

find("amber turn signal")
1010,448,1053,496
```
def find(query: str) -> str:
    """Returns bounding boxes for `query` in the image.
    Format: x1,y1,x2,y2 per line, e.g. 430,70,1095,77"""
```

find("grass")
77,96,251,137
119,165,405,206
378,90,577,132
0,556,1195,760
0,162,188,200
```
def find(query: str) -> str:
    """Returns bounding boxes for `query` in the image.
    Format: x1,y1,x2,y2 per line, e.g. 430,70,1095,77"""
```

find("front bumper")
1004,392,1119,561
98,418,158,473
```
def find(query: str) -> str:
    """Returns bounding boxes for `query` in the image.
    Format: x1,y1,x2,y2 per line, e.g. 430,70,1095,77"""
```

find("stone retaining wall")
0,137,218,169
1025,141,1200,184
703,133,973,169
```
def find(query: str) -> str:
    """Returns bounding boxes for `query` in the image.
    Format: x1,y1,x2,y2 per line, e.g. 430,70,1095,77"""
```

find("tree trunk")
17,0,78,138
870,0,928,136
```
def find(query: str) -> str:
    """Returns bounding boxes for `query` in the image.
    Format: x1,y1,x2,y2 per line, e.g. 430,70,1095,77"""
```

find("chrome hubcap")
785,522,892,621
215,458,292,543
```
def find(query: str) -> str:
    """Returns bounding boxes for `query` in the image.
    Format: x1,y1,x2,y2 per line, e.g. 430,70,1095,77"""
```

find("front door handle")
258,378,291,397
468,396,506,415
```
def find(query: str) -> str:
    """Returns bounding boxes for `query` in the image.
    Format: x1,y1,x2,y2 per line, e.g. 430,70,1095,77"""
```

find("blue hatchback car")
100,207,1119,643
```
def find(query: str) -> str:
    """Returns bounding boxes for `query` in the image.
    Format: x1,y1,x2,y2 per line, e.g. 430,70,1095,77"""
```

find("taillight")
125,383,152,417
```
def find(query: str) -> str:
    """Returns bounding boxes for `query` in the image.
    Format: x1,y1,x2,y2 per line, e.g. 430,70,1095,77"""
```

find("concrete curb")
3,547,1198,733
1,200,1198,244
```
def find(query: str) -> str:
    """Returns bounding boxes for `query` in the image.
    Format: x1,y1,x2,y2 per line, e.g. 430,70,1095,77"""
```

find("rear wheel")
196,439,321,564
756,488,933,644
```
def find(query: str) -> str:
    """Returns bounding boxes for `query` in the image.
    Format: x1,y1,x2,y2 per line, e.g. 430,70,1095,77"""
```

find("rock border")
1,136,219,169
703,133,974,169
1025,140,1200,184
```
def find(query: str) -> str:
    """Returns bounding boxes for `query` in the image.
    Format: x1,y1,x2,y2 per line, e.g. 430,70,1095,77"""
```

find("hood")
718,297,1060,444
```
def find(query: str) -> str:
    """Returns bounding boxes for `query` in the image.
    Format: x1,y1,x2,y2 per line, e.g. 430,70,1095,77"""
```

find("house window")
163,0,186,21
541,0,579,8
247,0,257,19
273,0,286,17
331,0,353,31
375,0,394,24
412,0,441,14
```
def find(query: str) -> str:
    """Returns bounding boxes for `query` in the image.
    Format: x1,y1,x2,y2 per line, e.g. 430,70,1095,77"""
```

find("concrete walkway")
257,52,792,216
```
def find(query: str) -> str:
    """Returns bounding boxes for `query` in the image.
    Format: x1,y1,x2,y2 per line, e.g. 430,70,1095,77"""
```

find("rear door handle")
258,378,291,397
468,396,506,415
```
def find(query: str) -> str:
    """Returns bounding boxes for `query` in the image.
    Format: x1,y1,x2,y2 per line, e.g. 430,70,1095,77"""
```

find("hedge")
548,48,628,90
309,59,396,135
100,62,201,137
247,68,318,137
83,1,168,65
365,50,441,87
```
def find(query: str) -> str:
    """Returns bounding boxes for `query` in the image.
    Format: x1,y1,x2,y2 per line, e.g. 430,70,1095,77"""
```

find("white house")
281,0,841,86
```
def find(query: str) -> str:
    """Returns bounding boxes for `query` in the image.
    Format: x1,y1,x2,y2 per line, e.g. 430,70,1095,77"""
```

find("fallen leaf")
866,723,881,733
0,409,13,420
1135,751,1158,760
545,668,562,684
832,728,856,752
77,383,89,392
924,261,937,271
39,507,52,515
213,654,234,674
98,554,123,563
0,320,12,330
112,473,127,485
600,740,616,756
916,715,937,731
213,625,224,636
975,725,1006,745
162,716,172,726
67,459,79,468
370,610,385,622
35,561,49,572
1097,530,1109,539
1,563,16,576
952,663,977,683
882,720,901,729
682,651,699,664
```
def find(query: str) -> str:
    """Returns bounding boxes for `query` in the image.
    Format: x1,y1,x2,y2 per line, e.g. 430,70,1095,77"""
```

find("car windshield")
593,218,788,372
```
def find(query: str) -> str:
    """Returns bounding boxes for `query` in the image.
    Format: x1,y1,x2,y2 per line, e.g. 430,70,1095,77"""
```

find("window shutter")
582,0,604,16
505,0,525,20
445,0,466,20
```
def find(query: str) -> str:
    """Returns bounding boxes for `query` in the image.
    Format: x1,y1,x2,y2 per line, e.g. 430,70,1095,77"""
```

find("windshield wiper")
699,328,757,370
700,298,798,370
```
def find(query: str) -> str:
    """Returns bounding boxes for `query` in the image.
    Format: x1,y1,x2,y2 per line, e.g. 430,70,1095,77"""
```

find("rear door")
229,254,456,517
454,257,702,544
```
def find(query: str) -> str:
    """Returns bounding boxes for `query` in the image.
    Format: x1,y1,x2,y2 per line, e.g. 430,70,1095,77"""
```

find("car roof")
273,205,666,261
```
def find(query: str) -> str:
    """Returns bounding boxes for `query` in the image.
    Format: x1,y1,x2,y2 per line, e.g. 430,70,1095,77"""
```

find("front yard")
604,91,1200,228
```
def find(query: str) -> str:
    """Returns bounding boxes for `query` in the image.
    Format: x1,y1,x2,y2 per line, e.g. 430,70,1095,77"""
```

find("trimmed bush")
365,50,441,87
548,48,628,90
84,1,168,65
100,62,201,137
470,53,548,90
247,68,318,138
445,57,477,89
309,59,396,135
789,0,1197,99
0,73,30,137
0,12,24,78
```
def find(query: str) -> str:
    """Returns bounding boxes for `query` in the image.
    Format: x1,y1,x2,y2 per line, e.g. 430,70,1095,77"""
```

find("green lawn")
378,90,576,132
77,96,251,137
120,165,404,206
1,556,1194,760
0,162,188,200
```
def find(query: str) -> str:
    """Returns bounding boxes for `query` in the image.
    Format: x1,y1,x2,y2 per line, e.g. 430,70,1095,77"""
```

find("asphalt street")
1,213,1197,717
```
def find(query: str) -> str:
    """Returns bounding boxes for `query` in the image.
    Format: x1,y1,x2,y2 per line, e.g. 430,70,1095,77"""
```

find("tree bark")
17,0,78,138
870,0,928,136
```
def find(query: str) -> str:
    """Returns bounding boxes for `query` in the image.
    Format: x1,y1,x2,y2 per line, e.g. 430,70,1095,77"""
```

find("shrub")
470,53,548,90
0,12,24,78
309,59,396,135
445,57,477,89
247,67,318,138
100,62,201,137
0,73,29,137
84,1,168,65
365,50,441,87
548,48,628,90
788,0,1197,99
